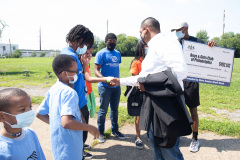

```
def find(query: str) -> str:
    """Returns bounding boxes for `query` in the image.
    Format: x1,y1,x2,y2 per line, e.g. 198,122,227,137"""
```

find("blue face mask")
145,47,149,55
176,30,185,39
76,45,87,55
2,110,35,128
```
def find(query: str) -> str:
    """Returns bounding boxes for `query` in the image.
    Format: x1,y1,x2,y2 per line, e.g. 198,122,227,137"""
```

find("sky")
0,0,239,50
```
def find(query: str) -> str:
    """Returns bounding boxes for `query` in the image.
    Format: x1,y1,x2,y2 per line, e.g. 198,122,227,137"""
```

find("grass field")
0,57,239,137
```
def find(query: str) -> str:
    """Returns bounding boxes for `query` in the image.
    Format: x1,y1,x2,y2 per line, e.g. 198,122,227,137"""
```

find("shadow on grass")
180,136,240,152
0,71,38,76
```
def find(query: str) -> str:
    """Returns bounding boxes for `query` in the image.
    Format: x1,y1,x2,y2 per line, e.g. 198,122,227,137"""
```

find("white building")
0,43,18,55
20,49,59,57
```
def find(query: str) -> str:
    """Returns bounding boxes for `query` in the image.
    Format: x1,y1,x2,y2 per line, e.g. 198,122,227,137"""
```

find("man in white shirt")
115,17,187,160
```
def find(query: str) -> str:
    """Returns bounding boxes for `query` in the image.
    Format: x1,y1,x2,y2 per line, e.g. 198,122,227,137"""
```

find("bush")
31,52,37,57
11,50,22,58
40,52,46,57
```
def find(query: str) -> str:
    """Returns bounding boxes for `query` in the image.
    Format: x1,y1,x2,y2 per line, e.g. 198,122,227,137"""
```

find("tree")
212,32,240,58
196,30,209,43
93,34,139,57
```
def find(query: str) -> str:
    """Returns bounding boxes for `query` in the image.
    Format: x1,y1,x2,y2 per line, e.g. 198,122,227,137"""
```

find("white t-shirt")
0,128,46,160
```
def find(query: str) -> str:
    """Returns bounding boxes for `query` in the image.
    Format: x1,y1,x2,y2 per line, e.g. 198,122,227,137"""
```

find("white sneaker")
189,139,200,152
98,134,105,143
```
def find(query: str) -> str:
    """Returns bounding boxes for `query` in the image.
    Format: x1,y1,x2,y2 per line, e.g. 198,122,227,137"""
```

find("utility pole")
107,20,108,34
9,39,12,55
223,10,225,35
39,26,42,51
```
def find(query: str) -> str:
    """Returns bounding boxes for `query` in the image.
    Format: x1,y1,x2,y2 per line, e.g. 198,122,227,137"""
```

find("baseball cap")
171,22,188,32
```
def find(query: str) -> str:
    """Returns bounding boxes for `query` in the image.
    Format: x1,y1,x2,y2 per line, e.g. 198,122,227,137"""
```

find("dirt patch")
211,107,240,122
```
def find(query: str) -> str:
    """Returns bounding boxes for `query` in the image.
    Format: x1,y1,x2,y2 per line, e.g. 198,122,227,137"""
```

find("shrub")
40,52,46,57
31,52,37,57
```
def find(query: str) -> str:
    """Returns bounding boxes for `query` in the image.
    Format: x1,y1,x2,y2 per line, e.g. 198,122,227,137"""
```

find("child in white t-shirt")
0,88,46,160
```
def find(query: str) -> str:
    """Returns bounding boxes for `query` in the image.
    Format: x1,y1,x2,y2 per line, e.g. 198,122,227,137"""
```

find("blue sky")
0,0,239,50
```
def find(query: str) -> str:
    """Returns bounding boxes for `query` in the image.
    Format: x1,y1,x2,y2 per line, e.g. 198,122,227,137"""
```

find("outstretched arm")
61,115,99,139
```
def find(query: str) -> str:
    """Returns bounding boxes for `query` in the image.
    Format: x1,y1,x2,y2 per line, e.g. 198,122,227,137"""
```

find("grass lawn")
0,57,239,138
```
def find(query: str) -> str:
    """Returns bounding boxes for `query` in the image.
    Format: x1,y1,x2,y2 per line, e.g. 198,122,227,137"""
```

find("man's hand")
138,82,146,92
109,78,120,87
88,125,100,139
208,40,217,48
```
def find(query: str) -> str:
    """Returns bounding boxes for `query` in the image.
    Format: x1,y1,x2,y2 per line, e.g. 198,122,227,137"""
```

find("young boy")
36,54,99,160
0,88,46,160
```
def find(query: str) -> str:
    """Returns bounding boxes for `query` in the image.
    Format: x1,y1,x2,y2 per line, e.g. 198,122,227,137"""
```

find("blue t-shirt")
37,81,83,160
94,48,121,88
0,128,46,160
61,47,87,109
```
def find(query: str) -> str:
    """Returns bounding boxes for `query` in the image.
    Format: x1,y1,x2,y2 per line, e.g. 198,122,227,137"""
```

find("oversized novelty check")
182,40,235,87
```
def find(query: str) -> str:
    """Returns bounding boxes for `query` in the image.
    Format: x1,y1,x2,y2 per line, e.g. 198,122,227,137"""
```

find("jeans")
80,105,89,144
97,86,121,134
148,123,184,160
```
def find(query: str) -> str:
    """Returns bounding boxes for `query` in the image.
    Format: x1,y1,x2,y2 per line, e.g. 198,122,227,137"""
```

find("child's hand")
88,125,99,139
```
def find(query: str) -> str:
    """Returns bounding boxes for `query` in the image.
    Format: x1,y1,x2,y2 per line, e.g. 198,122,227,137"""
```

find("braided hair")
129,41,146,69
66,24,94,48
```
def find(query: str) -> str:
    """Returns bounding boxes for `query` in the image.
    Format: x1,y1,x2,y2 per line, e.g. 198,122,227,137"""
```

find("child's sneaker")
83,151,93,159
111,131,126,139
189,139,200,152
84,144,91,149
98,134,105,143
135,137,144,149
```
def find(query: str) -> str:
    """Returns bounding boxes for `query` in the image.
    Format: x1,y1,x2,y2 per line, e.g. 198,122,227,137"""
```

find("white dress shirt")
120,33,187,89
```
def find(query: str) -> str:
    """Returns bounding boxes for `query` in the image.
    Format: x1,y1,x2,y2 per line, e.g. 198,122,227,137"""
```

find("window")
13,46,16,50
3,46,5,51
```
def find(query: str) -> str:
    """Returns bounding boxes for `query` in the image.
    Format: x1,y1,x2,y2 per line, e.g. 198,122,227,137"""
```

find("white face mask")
2,110,35,128
66,72,78,84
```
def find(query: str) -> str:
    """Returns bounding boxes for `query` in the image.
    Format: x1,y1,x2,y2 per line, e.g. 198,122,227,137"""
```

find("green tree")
212,32,240,58
196,30,209,43
93,34,138,57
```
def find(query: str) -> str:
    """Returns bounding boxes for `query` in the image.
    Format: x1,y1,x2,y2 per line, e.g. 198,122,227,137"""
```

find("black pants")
80,105,89,144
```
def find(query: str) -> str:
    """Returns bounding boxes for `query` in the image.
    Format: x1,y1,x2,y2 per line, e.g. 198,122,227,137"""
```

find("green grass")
199,118,240,138
0,57,240,138
31,96,45,104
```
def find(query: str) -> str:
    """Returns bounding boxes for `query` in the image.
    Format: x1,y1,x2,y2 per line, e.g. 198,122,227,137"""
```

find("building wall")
0,43,18,55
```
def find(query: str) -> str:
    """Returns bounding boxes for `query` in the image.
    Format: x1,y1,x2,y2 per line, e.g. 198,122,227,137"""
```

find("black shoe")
84,144,91,149
135,137,144,149
111,131,126,139
83,151,93,159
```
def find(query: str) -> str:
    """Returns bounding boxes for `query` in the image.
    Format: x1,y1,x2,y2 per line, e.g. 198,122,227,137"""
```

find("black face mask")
107,43,116,51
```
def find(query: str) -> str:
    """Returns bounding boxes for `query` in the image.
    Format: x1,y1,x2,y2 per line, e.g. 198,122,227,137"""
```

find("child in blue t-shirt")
36,54,99,160
0,88,46,160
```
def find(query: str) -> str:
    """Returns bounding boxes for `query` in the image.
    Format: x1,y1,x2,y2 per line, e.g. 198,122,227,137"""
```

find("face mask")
2,110,35,128
66,72,78,84
140,31,147,45
76,45,87,55
107,43,116,51
176,30,185,39
145,47,149,55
